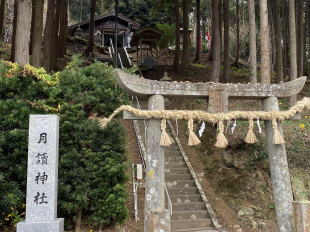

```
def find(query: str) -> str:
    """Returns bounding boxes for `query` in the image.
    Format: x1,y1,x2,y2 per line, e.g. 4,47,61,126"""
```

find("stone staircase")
134,100,221,232
165,131,217,232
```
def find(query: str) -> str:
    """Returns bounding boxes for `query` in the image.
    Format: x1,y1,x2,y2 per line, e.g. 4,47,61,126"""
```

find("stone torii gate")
113,69,307,232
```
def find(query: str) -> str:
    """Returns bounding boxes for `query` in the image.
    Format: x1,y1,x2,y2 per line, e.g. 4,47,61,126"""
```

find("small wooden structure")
130,27,162,66
68,13,140,47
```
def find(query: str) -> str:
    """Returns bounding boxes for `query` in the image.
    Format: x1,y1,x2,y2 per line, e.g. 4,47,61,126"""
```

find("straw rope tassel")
215,120,229,148
188,119,201,146
272,119,285,144
160,119,174,146
245,118,257,144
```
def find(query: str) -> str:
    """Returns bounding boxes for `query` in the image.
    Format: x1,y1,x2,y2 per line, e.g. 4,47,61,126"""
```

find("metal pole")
114,0,118,68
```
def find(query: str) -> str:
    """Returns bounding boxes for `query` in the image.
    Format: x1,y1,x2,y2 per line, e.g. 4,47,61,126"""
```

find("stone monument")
17,115,64,232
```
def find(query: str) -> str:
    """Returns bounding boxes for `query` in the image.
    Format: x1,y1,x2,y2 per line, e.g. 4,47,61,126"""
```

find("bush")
156,23,176,49
0,62,55,228
0,58,128,229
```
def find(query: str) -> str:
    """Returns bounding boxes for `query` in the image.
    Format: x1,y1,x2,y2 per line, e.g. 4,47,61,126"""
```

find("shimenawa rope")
99,97,310,148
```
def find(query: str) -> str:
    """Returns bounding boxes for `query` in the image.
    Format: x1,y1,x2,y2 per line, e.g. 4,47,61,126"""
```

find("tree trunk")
173,0,180,72
85,0,96,57
180,0,190,74
194,0,201,63
50,0,61,67
219,0,222,44
31,0,44,67
10,0,17,61
210,0,220,82
43,0,56,72
14,0,32,65
58,0,68,58
208,0,216,61
248,0,257,83
192,4,197,47
223,0,229,83
269,0,276,73
288,0,297,80
259,0,271,84
0,0,6,40
296,0,304,76
30,0,35,54
288,0,297,105
306,0,310,76
234,0,240,66
282,0,289,79
274,0,284,83
74,209,82,232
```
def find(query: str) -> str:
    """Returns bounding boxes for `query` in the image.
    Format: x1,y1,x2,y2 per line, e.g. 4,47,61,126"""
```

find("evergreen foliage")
0,58,128,229
156,23,176,49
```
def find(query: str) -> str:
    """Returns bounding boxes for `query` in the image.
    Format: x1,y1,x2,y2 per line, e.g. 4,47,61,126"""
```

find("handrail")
110,38,115,55
132,164,139,222
164,183,172,216
131,97,146,170
132,120,146,170
118,53,124,68
135,97,148,146
124,47,132,66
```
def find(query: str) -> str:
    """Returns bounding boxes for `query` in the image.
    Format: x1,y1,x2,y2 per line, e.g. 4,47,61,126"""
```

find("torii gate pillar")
145,94,170,232
263,97,294,232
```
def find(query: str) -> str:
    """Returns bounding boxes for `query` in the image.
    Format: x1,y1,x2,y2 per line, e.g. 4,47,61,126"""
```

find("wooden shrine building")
68,13,141,47
131,27,162,66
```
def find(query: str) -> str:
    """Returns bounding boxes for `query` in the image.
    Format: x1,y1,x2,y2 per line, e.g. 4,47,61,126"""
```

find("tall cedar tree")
307,0,310,75
194,0,201,63
248,0,257,83
10,0,17,61
84,0,96,57
51,0,61,68
173,0,181,72
259,0,270,84
274,0,284,83
86,0,95,57
30,0,44,67
210,0,220,82
234,0,240,66
43,0,56,72
0,0,5,40
58,0,68,58
223,0,229,82
180,0,190,74
14,0,32,65
288,0,297,104
296,0,304,76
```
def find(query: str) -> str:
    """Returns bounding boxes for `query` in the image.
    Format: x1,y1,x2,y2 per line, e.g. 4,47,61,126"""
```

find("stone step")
165,168,190,174
166,180,196,188
171,219,212,230
166,155,184,161
172,210,209,220
170,194,202,203
172,227,217,232
172,202,206,211
165,148,181,153
165,147,180,152
166,173,193,181
168,187,199,195
166,161,187,168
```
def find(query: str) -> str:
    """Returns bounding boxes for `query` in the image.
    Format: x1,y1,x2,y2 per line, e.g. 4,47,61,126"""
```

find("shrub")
0,58,128,229
156,23,176,49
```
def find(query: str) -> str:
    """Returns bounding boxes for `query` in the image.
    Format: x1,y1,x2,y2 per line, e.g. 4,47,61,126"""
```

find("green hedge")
0,58,128,229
